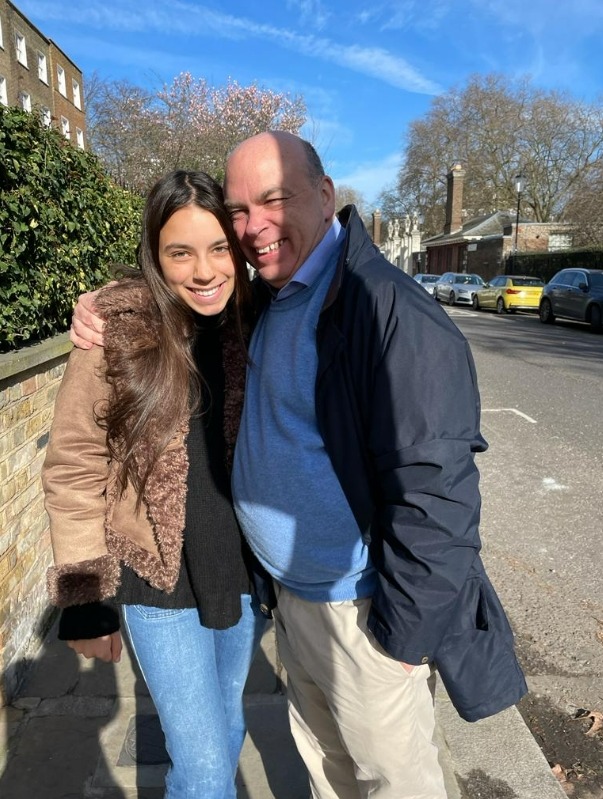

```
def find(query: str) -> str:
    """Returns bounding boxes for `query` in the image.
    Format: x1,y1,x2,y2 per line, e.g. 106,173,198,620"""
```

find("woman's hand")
67,631,122,663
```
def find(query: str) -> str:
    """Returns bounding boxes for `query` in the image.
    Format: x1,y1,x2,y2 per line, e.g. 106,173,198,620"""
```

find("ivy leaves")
0,107,143,351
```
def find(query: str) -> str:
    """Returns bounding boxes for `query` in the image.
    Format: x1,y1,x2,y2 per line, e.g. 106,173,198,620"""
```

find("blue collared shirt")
272,217,344,301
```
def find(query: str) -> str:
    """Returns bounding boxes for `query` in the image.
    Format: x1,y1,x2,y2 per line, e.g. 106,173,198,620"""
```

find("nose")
192,256,215,283
244,205,267,239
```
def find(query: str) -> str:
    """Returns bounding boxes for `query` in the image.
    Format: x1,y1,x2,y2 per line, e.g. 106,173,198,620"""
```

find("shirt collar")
271,218,344,301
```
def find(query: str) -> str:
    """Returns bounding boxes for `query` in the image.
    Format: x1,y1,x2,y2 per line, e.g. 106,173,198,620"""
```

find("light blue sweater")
232,237,375,602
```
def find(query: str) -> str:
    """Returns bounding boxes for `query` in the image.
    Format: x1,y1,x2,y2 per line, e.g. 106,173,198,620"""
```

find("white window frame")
57,64,66,96
0,17,4,49
41,106,52,127
37,51,48,83
61,115,70,139
20,91,32,112
15,32,28,67
72,78,81,109
0,76,7,107
76,127,84,149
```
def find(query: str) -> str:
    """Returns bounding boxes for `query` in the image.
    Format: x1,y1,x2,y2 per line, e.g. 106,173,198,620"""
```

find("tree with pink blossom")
87,72,306,191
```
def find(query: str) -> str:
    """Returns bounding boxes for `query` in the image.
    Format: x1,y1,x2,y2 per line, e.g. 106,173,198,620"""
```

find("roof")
424,211,513,247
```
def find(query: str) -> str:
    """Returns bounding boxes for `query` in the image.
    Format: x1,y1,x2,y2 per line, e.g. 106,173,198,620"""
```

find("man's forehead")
225,157,308,203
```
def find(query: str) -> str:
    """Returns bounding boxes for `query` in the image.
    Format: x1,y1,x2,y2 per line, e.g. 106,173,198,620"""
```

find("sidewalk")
1,620,565,799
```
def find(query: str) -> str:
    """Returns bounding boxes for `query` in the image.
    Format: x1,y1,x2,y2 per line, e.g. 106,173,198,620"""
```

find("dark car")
539,268,603,332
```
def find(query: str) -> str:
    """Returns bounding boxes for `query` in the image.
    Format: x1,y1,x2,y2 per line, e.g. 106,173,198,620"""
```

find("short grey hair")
301,139,325,185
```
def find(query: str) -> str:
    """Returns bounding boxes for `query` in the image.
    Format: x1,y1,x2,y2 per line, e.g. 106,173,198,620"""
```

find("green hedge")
506,249,603,283
0,107,143,352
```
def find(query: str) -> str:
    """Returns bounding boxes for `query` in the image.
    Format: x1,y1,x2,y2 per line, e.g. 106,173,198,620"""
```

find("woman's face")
158,205,236,316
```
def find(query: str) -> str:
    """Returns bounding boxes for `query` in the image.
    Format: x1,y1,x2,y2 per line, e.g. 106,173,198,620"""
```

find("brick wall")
48,42,85,146
0,334,71,704
0,0,54,112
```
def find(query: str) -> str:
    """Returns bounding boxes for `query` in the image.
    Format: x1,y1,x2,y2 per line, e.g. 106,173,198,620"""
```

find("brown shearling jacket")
43,282,245,609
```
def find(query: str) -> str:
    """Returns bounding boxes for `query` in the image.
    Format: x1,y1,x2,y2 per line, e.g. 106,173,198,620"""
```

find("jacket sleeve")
365,282,488,664
42,346,121,609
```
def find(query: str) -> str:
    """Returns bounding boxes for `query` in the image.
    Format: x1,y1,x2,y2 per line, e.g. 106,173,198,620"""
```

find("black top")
59,319,251,640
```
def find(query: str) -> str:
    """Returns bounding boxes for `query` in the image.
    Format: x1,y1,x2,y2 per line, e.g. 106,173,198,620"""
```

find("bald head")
223,131,336,288
226,131,325,188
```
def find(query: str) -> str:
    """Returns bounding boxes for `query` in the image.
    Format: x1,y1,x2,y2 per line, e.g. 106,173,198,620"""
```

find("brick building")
423,164,573,281
0,0,85,147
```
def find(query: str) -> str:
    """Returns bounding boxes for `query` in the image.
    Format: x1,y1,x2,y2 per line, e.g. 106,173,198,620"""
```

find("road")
445,305,603,795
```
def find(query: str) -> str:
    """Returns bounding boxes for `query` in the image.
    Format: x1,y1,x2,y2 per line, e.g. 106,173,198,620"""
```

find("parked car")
472,275,544,314
539,268,603,331
433,272,485,306
413,273,439,296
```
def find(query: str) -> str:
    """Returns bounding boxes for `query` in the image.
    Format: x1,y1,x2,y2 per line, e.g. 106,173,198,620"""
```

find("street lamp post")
513,173,523,254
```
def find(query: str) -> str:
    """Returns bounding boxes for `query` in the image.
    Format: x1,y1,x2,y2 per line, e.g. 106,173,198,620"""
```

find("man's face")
224,134,335,289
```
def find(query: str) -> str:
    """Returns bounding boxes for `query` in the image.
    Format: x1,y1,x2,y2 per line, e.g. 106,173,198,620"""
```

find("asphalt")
0,618,566,799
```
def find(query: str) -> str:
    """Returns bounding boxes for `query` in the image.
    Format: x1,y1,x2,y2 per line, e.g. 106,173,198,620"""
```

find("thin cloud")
285,0,331,29
331,152,402,206
21,0,442,95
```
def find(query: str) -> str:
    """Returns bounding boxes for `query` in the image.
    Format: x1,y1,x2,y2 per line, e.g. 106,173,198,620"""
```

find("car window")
561,271,578,286
510,277,544,287
589,272,603,289
570,272,588,287
490,276,504,287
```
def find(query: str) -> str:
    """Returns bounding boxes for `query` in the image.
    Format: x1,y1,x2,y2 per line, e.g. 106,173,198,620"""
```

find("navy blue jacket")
253,205,527,722
319,206,526,721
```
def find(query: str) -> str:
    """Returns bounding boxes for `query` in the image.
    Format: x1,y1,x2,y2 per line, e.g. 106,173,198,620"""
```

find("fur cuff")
47,555,121,608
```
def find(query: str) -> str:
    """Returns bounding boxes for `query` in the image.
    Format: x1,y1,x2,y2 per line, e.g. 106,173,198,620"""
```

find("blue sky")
18,0,603,207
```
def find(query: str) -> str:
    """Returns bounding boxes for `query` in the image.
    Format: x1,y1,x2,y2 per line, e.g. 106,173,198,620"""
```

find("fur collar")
96,279,247,593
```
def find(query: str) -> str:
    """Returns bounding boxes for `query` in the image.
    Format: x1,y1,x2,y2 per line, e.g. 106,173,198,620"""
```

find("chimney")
444,163,465,234
372,209,382,246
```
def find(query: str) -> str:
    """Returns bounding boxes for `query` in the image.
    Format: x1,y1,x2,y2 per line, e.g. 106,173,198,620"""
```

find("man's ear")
321,175,336,220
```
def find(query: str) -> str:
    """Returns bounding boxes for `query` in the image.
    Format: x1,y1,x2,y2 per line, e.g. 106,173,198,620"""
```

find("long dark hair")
101,170,251,502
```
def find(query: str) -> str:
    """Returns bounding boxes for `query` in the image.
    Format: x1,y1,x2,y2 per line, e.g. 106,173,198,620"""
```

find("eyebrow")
163,237,228,250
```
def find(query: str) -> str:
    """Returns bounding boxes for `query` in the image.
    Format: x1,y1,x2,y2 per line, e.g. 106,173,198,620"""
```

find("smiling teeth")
193,287,219,297
256,239,284,255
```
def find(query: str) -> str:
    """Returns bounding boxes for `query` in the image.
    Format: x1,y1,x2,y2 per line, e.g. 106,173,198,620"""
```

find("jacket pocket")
434,573,527,721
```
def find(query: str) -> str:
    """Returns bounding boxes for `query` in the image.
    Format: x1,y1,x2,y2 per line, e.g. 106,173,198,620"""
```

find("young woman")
42,170,269,799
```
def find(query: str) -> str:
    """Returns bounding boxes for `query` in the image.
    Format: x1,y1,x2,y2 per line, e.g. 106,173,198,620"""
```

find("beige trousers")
273,585,447,799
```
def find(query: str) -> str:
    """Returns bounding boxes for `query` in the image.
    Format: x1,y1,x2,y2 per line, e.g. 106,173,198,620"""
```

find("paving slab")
1,617,567,799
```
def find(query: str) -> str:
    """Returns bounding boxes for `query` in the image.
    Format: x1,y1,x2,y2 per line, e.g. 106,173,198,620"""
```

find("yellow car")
473,275,544,314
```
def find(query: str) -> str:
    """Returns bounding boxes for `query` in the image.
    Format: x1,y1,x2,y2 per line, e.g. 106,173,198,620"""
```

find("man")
72,132,527,799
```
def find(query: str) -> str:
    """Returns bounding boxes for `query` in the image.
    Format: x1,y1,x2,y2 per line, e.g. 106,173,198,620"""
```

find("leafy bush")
0,107,143,352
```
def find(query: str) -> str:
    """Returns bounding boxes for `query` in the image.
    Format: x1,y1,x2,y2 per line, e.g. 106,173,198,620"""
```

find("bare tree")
334,184,368,214
392,74,603,239
85,72,307,190
562,160,603,246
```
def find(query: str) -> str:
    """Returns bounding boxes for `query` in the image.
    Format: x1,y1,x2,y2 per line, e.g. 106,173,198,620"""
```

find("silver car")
413,273,439,296
434,272,485,306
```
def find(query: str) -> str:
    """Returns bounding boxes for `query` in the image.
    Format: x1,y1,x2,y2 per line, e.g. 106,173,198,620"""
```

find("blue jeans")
122,595,266,799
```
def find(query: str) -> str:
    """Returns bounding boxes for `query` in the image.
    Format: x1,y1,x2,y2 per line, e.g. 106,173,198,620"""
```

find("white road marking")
541,477,568,491
446,308,475,317
482,408,538,424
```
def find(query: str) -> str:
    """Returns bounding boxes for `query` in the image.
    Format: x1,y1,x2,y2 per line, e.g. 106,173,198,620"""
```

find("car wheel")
496,297,506,314
539,298,555,324
448,291,455,306
472,295,479,311
590,304,602,332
